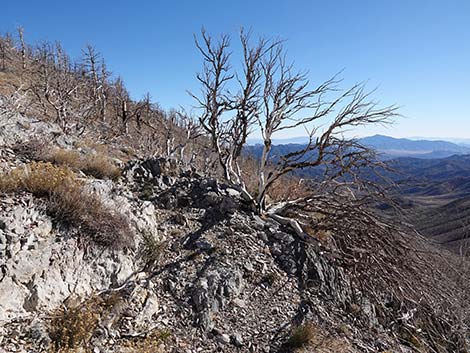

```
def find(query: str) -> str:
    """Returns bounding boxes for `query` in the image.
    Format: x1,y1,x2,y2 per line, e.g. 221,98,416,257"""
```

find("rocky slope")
0,111,468,352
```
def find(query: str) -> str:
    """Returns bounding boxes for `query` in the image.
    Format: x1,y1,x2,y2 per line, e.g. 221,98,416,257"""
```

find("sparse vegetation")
140,231,162,268
19,142,122,180
286,323,317,350
48,294,125,352
261,272,279,286
48,297,103,352
285,323,352,352
0,24,469,353
0,162,132,248
0,161,76,196
118,330,171,353
47,147,121,180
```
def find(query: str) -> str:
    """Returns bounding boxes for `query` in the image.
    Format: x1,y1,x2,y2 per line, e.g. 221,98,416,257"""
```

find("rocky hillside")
0,110,469,353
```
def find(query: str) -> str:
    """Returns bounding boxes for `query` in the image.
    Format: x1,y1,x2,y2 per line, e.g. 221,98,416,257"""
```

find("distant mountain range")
245,136,470,250
247,134,470,159
360,135,470,159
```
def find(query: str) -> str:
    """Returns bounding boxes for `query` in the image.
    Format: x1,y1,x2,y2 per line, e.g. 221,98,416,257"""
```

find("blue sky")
1,0,469,139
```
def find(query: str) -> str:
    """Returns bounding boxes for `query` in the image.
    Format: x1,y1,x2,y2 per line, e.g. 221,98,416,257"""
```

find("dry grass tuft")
48,294,126,352
285,323,353,352
46,148,82,167
0,162,76,196
118,330,171,353
48,297,103,352
0,162,132,248
80,152,121,180
15,141,121,180
47,182,133,248
46,147,121,180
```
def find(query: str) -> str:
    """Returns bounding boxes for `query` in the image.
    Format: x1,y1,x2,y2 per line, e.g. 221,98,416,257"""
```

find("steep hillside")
381,156,470,250
0,105,469,353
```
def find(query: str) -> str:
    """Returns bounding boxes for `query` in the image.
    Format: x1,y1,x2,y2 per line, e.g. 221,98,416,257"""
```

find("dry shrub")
0,162,76,196
47,148,82,167
48,182,133,248
81,152,121,180
0,162,132,248
48,294,124,352
48,297,102,352
46,147,121,180
238,156,311,203
286,323,353,352
268,175,310,203
73,138,115,157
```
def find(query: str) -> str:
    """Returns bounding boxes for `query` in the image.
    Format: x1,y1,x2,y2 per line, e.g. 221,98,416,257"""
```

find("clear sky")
1,0,469,139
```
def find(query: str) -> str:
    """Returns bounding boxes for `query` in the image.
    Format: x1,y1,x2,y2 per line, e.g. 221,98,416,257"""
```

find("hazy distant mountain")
246,135,470,159
360,135,470,158
247,136,310,145
409,136,470,147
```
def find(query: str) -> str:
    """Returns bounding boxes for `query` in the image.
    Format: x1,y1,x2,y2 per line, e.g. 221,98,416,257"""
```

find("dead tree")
111,77,130,133
99,59,109,121
33,42,81,131
82,45,99,90
0,35,13,71
17,27,27,70
82,45,100,115
134,93,152,130
192,29,399,222
162,109,202,162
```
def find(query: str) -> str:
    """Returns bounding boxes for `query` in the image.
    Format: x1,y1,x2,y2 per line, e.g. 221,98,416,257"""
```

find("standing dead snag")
0,34,14,71
17,27,27,70
30,42,82,131
192,29,398,222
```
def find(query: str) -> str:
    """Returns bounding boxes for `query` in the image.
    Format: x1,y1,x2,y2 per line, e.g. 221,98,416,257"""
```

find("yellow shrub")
286,322,353,352
46,147,121,180
0,162,132,248
48,296,105,352
47,148,82,167
0,162,76,196
81,153,121,180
